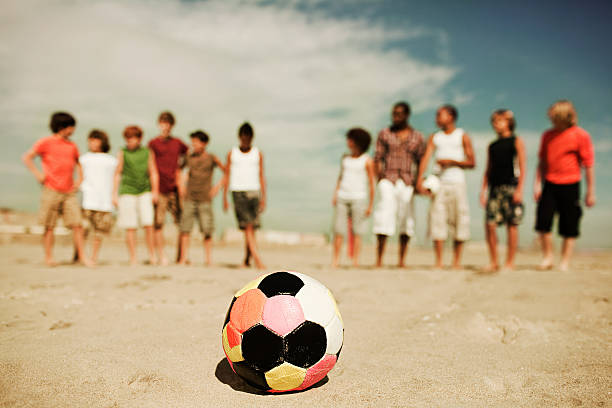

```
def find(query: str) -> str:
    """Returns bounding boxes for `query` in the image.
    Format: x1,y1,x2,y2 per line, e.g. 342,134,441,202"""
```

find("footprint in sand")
49,320,72,330
466,312,548,344
127,372,168,393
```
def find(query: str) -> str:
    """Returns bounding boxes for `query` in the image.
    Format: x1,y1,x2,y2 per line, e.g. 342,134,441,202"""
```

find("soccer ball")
221,271,344,392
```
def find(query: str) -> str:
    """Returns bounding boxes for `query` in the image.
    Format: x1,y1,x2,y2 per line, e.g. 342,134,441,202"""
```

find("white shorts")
372,179,415,237
117,192,154,229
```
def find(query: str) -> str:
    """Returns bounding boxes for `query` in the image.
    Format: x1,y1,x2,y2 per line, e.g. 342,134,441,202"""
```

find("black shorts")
535,182,582,238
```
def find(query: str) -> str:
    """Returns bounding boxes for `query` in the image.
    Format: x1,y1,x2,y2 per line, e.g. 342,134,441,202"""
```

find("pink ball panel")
262,295,305,337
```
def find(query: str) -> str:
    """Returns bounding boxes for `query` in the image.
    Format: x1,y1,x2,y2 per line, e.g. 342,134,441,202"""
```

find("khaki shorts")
429,182,470,241
117,193,154,229
38,187,82,229
154,192,181,229
180,200,214,237
82,210,114,235
333,198,368,236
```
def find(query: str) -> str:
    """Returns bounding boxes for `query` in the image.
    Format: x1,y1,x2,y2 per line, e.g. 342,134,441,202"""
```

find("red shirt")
538,126,594,185
148,136,188,194
33,136,80,193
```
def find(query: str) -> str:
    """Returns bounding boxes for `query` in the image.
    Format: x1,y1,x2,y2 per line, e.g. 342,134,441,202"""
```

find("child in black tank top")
480,110,526,272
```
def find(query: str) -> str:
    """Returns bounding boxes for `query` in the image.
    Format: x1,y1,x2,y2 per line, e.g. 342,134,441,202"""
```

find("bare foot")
255,261,266,270
177,258,187,266
537,258,554,270
129,258,138,266
481,264,499,273
81,257,95,268
559,262,570,272
434,263,444,270
45,258,58,267
160,256,169,267
502,263,515,271
451,264,464,271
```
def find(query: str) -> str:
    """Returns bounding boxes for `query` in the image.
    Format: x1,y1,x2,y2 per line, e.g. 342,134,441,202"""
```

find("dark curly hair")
346,127,371,154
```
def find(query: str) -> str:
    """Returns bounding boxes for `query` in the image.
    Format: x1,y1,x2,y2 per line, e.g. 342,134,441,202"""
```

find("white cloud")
1,0,460,232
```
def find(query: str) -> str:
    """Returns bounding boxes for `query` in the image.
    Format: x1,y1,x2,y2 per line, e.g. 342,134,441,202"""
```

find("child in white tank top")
416,105,476,269
332,128,376,268
223,122,266,269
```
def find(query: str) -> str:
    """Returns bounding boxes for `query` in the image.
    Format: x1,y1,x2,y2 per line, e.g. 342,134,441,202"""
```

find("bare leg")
91,234,103,265
484,222,499,272
376,234,387,267
178,233,190,265
73,226,93,267
538,232,554,269
505,224,518,270
144,226,157,265
43,228,56,266
73,228,88,263
244,225,264,269
204,236,212,266
559,237,575,272
434,240,444,268
332,234,342,268
154,228,168,266
352,235,362,267
176,232,182,264
452,240,464,269
126,229,137,265
243,239,251,267
398,234,410,267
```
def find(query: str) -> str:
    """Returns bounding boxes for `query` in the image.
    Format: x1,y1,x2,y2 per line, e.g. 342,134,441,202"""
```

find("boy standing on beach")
534,100,595,271
417,105,475,269
148,111,188,265
372,102,426,268
332,128,376,268
479,110,526,272
223,122,266,269
22,112,92,267
79,130,118,265
113,126,159,265
178,131,226,266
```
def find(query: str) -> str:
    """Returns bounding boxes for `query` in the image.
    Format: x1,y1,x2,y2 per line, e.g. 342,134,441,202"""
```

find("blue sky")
1,0,611,247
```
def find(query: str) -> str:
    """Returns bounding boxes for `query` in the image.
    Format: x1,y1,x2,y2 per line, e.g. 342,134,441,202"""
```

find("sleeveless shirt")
488,136,518,187
229,146,260,191
338,153,369,200
433,128,466,183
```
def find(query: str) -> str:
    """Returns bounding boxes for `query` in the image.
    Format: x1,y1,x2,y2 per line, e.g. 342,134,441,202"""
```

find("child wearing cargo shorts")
479,110,526,272
331,128,376,268
113,126,160,265
148,111,188,265
79,130,118,265
417,105,476,269
22,112,93,267
178,131,226,266
223,122,266,269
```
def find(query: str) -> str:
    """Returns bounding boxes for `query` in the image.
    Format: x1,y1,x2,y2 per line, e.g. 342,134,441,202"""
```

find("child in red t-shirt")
148,111,188,265
534,100,596,271
22,112,93,267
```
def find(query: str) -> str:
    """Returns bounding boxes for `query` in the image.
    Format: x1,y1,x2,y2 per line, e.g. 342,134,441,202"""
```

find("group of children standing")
332,100,595,272
23,100,595,272
23,112,266,268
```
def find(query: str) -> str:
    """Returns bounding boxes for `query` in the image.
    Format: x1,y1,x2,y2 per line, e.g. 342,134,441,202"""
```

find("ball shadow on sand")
214,358,329,395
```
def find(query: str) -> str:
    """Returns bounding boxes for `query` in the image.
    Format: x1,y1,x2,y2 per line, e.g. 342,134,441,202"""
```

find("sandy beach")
0,240,610,407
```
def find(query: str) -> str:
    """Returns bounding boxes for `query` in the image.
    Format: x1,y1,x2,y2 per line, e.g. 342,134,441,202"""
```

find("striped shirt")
374,127,425,185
